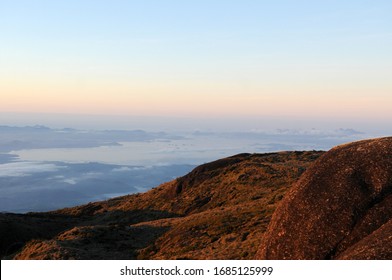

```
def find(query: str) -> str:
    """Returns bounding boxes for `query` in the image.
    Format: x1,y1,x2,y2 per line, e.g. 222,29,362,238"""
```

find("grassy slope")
1,151,323,259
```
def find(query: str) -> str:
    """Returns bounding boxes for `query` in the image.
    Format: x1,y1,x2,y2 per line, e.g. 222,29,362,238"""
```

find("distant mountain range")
0,124,368,154
1,137,391,259
0,125,180,153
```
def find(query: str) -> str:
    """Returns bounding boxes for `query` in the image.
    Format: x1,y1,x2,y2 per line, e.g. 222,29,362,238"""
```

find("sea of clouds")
0,125,372,213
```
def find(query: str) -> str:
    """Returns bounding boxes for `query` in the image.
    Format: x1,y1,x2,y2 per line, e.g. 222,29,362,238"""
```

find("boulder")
256,137,392,259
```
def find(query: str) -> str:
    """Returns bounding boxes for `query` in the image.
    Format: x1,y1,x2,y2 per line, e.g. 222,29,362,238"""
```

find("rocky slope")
2,137,392,260
256,137,392,260
1,151,322,259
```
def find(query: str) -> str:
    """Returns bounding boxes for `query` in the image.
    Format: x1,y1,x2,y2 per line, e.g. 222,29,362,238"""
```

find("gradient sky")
1,0,391,123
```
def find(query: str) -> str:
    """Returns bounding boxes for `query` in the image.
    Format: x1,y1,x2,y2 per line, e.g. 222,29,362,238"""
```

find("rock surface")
256,137,392,260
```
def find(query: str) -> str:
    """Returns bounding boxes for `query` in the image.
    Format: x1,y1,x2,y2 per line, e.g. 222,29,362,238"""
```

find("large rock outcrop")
256,137,392,259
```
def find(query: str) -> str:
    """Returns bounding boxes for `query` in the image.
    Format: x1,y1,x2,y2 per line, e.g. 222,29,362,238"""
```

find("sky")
0,0,391,130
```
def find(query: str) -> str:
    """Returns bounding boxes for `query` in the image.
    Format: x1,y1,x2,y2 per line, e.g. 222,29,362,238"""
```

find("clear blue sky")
0,0,391,125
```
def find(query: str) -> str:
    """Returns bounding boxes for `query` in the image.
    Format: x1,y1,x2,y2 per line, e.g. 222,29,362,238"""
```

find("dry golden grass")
2,151,323,260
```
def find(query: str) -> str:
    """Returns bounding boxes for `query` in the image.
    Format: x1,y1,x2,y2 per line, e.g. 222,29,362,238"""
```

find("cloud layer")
0,161,62,177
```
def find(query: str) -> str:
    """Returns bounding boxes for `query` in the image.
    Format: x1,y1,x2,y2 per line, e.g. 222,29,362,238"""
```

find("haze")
1,1,392,213
1,0,391,128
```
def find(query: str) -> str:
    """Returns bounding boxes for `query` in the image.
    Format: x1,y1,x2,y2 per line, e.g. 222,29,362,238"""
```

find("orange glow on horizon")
1,74,392,120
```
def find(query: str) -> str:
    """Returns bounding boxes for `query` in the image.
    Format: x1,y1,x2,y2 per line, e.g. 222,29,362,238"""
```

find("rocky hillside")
1,151,322,259
2,137,391,260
